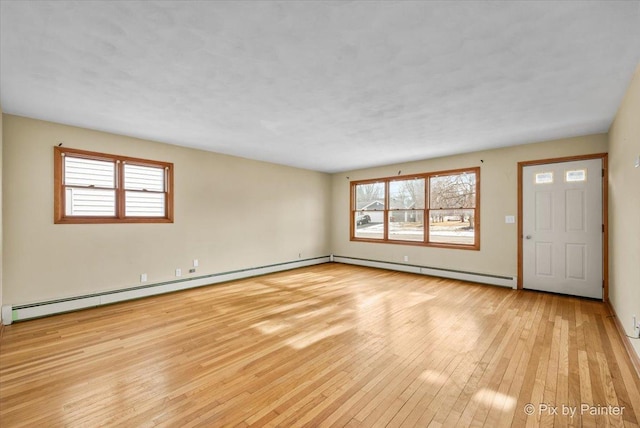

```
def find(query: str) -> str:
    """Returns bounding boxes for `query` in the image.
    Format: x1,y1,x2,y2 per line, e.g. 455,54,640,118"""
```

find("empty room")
1,1,639,427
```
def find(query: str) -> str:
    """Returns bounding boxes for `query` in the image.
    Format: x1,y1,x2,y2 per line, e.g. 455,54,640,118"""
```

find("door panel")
565,243,586,280
535,192,553,230
535,242,553,276
565,190,584,231
523,159,602,299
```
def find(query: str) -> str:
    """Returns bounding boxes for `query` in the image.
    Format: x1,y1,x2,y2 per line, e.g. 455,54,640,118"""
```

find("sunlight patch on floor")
252,320,291,335
357,292,387,309
473,388,516,411
290,306,335,320
419,369,449,386
284,324,351,350
404,291,436,306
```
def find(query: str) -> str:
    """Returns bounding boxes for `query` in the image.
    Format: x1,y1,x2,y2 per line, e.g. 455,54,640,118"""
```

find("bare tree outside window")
355,182,384,207
429,172,476,244
350,168,479,249
389,178,425,241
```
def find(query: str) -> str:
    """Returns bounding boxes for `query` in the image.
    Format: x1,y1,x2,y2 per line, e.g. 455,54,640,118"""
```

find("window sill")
54,217,174,224
350,237,479,251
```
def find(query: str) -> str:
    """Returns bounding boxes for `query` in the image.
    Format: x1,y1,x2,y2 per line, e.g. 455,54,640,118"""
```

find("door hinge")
602,224,605,233
602,169,605,177
603,280,605,289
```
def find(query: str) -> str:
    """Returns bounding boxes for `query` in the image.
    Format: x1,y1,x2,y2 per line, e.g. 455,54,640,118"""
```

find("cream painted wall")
330,134,608,278
608,65,640,358
2,115,331,304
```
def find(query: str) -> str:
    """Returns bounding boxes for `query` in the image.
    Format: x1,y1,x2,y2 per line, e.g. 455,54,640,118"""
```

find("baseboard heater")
332,255,517,289
1,256,331,325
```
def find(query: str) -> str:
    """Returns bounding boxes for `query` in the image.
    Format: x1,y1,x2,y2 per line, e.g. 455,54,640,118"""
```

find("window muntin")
350,168,479,249
55,147,173,223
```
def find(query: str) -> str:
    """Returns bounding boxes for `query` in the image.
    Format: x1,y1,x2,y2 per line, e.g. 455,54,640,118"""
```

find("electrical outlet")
299,253,302,259
403,255,409,262
175,268,182,277
140,273,147,283
193,259,199,267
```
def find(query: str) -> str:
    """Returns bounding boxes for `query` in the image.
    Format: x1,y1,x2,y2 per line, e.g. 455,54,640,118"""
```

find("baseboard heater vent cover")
2,256,330,325
332,256,516,289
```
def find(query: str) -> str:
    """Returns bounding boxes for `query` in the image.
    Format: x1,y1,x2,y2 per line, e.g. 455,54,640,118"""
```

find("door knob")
525,235,532,239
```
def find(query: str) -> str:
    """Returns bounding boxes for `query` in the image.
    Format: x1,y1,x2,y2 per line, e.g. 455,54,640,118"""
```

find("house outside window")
351,167,479,249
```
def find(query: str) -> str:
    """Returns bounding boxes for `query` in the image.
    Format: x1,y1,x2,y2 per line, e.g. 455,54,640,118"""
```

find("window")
54,147,173,223
389,178,425,242
428,172,476,246
535,172,553,184
565,169,586,182
351,167,479,249
354,181,385,240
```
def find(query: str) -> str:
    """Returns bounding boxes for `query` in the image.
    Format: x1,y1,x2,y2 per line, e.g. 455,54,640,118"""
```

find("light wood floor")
1,263,639,427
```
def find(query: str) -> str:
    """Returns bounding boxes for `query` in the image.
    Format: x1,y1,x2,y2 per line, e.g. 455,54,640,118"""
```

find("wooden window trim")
54,147,174,224
350,167,480,250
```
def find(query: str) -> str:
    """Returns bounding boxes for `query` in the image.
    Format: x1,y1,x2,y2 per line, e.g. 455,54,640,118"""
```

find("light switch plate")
505,215,515,224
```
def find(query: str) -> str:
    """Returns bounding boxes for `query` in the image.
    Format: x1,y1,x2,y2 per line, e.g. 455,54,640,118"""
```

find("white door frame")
517,153,608,301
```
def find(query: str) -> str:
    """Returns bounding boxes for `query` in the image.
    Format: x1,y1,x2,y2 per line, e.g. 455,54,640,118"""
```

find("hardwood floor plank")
1,264,639,427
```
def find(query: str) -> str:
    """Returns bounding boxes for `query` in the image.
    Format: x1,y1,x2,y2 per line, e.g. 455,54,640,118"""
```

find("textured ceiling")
1,1,639,173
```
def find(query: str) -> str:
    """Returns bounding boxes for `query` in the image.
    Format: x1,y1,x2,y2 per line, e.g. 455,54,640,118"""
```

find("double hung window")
54,147,173,223
351,168,479,249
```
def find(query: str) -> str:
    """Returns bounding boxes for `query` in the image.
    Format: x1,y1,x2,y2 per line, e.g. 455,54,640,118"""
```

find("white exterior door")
522,159,603,299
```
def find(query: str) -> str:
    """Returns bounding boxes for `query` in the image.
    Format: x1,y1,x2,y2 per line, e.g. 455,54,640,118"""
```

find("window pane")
125,191,166,217
565,169,586,182
354,211,384,239
65,188,116,216
355,182,385,211
389,178,425,209
429,209,475,245
64,156,115,188
389,210,424,242
124,164,165,191
429,172,476,208
535,172,553,184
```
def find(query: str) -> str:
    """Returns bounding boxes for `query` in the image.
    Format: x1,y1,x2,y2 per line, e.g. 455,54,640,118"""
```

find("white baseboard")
1,256,330,325
332,256,517,289
1,255,516,325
